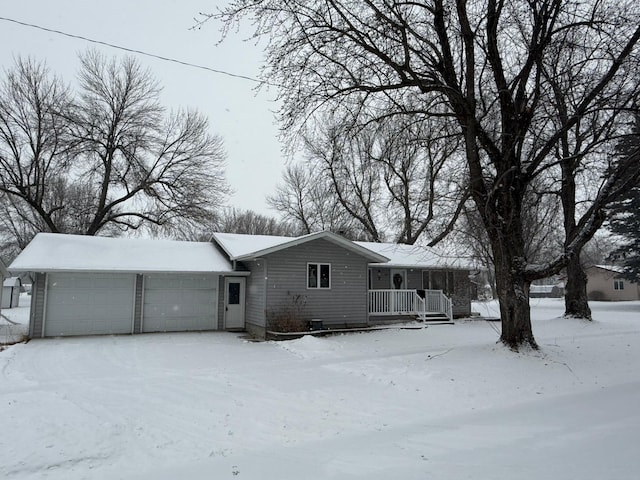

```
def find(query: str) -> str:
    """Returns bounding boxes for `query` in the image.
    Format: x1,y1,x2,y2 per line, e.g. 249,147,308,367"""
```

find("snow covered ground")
1,297,639,479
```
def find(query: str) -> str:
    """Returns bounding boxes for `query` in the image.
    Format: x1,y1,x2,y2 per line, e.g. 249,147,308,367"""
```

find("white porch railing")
368,289,452,321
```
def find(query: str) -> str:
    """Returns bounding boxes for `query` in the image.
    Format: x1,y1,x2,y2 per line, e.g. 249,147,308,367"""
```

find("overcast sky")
0,1,286,216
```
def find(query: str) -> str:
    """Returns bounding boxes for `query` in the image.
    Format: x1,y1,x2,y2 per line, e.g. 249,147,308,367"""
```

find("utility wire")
0,15,274,86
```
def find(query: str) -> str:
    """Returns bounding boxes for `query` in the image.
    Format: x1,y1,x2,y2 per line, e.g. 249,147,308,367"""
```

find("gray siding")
264,238,369,329
29,273,46,338
217,276,225,330
133,274,144,334
243,260,266,329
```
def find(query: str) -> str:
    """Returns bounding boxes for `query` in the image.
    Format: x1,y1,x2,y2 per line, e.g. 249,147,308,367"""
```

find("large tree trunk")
493,249,537,350
564,253,592,319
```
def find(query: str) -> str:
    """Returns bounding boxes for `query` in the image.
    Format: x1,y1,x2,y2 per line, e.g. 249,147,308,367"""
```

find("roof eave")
368,262,473,270
209,232,239,260
8,267,246,275
233,231,390,263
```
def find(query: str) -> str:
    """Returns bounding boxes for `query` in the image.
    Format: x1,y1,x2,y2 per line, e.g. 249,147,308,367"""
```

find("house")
0,258,9,313
1,277,22,309
586,265,640,301
10,231,476,339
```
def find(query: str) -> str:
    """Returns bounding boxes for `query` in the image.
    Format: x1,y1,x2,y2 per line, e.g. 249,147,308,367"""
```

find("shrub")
588,290,606,301
267,294,308,332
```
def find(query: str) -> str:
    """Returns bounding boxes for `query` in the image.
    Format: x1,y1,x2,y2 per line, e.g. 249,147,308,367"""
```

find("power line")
0,15,273,86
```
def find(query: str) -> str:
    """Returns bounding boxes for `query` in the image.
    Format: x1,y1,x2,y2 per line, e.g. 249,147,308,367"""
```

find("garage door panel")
45,273,135,337
142,274,218,333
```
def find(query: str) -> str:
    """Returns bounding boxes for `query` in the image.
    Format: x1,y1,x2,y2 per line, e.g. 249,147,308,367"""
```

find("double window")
422,270,456,295
308,263,331,289
614,280,624,291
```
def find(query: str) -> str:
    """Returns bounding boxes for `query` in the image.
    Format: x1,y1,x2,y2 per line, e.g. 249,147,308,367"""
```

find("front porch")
368,289,453,321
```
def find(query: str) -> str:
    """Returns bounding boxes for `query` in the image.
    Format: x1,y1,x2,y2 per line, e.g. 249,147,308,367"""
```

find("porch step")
417,315,453,323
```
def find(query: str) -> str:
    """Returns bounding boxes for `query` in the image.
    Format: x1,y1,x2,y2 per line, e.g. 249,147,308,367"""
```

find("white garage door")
142,274,218,332
45,273,136,337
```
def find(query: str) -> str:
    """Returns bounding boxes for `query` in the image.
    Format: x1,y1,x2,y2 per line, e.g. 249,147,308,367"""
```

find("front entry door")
224,277,245,330
390,269,407,290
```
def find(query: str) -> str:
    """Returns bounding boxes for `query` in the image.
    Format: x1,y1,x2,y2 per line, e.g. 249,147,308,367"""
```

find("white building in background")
586,265,640,301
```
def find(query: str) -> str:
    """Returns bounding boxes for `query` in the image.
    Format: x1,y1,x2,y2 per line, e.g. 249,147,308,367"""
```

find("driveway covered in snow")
1,299,639,479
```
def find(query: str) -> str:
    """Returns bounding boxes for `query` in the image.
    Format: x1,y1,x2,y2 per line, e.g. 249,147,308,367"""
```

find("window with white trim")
614,280,624,291
308,263,331,289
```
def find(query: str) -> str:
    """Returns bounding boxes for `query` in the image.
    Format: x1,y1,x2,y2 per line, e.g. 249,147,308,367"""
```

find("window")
308,263,331,289
423,270,456,295
228,282,240,304
614,280,624,291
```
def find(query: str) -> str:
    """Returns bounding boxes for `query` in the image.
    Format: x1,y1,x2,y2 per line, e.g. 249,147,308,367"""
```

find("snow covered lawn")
1,298,639,479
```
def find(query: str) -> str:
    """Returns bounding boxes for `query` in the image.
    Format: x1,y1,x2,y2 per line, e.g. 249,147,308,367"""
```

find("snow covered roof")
355,241,477,270
593,265,625,274
212,232,295,259
2,277,21,288
530,285,554,293
10,233,234,274
211,231,389,263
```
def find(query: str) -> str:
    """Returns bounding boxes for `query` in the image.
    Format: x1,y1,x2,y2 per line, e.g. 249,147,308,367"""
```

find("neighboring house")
586,265,640,301
10,231,476,339
0,258,9,314
1,277,22,309
530,283,564,298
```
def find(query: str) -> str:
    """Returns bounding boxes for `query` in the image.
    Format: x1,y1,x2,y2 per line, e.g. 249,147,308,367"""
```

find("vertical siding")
264,239,369,328
29,272,46,338
133,274,144,333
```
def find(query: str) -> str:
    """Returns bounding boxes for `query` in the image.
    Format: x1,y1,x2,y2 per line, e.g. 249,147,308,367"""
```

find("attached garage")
142,274,219,333
10,233,243,338
45,273,135,336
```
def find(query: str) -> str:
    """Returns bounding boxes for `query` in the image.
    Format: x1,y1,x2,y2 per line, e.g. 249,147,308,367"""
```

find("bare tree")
0,193,45,260
212,0,640,349
276,111,468,245
0,51,230,248
213,208,297,236
458,182,563,300
172,207,297,240
302,119,385,241
541,33,640,318
69,50,230,235
0,57,74,238
365,114,468,245
268,163,368,239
